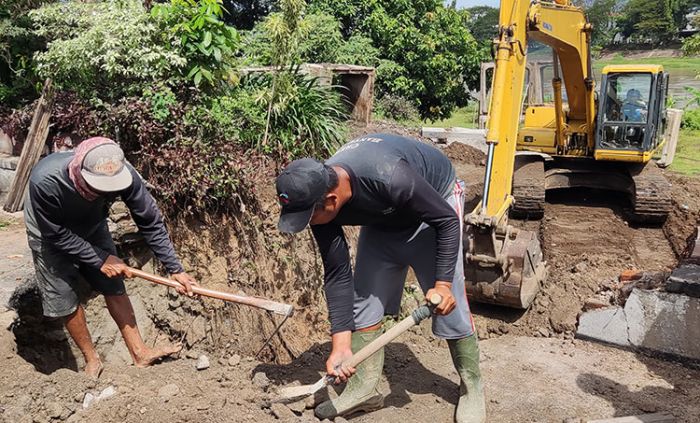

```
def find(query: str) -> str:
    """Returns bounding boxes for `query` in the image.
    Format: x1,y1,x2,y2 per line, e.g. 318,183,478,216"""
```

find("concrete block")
666,264,700,298
576,306,631,347
625,289,700,360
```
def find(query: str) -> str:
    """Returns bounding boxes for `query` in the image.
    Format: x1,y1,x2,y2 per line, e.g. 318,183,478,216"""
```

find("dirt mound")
664,172,700,258
443,142,486,166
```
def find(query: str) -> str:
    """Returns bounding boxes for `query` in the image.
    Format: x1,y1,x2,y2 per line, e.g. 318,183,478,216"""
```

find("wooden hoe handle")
342,294,441,369
128,267,294,317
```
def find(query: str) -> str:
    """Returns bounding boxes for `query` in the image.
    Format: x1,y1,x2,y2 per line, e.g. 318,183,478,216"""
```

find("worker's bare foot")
84,359,104,379
134,342,182,368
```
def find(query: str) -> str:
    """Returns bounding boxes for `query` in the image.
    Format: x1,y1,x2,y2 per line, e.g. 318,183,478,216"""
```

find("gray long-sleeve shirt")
312,134,459,334
24,152,184,274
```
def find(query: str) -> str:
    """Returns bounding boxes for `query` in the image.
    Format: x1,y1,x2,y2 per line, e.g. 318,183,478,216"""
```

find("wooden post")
3,79,54,213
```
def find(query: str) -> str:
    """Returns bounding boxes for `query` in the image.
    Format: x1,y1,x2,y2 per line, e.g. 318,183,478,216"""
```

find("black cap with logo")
276,158,329,233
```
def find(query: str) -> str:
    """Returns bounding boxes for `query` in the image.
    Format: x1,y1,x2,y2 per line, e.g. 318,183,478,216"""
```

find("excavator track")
511,160,545,218
629,162,672,223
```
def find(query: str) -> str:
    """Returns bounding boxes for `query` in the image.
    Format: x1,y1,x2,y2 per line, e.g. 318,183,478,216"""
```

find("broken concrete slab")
666,264,700,298
576,306,630,348
625,289,700,360
577,288,700,362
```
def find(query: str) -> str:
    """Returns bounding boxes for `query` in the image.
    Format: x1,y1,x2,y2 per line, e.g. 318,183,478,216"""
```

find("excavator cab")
595,65,669,162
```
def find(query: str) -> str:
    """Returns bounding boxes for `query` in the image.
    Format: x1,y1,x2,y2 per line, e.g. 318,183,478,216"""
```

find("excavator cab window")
597,72,659,151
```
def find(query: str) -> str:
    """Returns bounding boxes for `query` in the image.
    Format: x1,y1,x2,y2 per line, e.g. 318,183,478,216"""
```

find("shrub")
681,34,700,56
682,109,700,130
31,0,187,100
247,68,347,158
151,0,240,88
375,94,419,122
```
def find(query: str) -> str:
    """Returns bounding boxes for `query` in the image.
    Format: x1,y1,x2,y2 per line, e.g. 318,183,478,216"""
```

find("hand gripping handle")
340,294,442,370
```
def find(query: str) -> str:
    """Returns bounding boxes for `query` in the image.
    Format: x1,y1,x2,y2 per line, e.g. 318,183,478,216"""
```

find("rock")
562,418,582,423
82,393,97,409
286,399,306,414
158,384,180,401
571,262,588,273
228,354,241,367
98,386,117,401
185,350,199,359
46,402,63,419
335,417,349,423
74,393,83,403
270,402,297,419
619,269,643,282
252,372,270,389
218,357,227,366
538,327,550,338
196,355,210,370
583,297,609,310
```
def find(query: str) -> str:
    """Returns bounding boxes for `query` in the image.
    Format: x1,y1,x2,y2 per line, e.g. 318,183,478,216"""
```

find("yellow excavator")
464,0,672,309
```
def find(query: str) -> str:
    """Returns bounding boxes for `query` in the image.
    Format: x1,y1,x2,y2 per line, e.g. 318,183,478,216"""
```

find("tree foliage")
31,0,187,100
152,0,241,88
617,0,700,43
309,0,480,120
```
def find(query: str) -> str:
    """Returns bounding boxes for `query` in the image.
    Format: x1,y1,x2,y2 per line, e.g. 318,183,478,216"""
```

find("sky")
455,0,500,8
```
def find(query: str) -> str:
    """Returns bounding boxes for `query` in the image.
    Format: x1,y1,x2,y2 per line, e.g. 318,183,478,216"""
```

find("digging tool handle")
342,294,441,369
128,267,294,317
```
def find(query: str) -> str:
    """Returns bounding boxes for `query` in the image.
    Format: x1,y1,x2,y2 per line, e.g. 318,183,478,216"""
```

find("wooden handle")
128,267,294,317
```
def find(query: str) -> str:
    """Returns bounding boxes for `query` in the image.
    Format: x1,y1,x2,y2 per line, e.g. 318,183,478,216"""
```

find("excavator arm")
465,0,594,308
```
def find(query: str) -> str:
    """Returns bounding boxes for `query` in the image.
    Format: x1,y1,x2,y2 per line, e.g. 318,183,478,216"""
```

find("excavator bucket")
464,222,547,309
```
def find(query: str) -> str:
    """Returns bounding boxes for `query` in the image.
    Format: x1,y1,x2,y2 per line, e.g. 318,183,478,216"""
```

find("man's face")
310,194,341,225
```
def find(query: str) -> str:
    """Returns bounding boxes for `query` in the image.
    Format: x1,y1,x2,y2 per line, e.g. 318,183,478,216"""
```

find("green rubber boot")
314,329,385,419
448,335,486,423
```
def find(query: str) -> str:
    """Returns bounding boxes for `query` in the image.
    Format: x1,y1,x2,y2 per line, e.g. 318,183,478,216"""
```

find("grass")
0,220,9,230
593,56,700,72
429,104,480,129
670,129,700,175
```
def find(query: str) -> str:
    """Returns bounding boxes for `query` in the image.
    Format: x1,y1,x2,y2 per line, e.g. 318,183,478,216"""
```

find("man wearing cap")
276,133,486,422
24,137,197,378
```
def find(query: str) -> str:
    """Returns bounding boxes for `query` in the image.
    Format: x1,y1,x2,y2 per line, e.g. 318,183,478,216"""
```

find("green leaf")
193,70,202,85
203,31,212,48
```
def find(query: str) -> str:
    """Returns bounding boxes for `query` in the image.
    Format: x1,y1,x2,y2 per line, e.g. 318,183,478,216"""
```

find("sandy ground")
1,298,699,422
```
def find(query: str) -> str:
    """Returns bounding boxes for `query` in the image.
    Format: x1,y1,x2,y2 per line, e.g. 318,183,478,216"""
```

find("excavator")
464,0,672,309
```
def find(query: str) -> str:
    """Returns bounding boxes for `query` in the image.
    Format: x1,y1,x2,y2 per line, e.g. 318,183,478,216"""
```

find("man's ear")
324,193,338,210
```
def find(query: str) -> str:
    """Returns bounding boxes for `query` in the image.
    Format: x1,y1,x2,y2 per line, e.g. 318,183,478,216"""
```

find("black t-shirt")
24,152,184,274
312,134,459,334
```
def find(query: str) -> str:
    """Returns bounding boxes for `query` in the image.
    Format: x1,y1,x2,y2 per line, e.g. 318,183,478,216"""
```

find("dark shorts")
29,224,126,318
352,180,475,339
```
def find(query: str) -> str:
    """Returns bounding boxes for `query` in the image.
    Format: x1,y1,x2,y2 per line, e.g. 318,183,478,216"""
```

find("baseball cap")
80,143,133,193
276,158,329,234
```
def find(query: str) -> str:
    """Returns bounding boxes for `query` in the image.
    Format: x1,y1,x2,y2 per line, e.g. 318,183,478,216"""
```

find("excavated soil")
1,122,699,422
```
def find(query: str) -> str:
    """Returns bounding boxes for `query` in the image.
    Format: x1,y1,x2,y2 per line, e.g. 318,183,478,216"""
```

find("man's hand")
170,272,198,297
100,255,132,278
426,281,456,315
326,331,355,384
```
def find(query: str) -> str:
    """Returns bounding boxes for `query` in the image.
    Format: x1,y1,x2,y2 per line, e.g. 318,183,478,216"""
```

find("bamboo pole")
3,79,54,213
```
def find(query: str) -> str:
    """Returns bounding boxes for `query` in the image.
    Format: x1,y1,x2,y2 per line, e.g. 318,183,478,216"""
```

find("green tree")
465,6,498,47
618,0,700,43
309,0,480,120
585,0,618,48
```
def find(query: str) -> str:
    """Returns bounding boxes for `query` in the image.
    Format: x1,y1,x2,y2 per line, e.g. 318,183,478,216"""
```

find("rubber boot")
314,328,385,419
448,335,486,423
